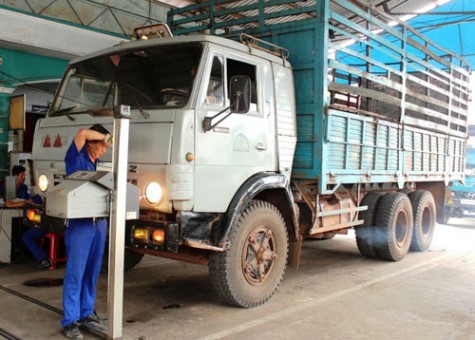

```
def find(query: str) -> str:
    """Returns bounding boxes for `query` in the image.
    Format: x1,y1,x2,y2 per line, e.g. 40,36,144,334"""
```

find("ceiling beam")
0,8,126,59
387,11,475,16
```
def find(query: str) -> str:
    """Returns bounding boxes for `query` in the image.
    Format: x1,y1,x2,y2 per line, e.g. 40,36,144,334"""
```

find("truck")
445,174,475,223
444,137,475,223
25,0,471,308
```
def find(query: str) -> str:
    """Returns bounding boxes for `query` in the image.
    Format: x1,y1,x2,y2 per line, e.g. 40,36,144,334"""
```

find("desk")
0,208,23,263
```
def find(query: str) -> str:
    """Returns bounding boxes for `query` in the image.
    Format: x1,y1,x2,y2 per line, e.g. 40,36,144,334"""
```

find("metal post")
107,105,131,340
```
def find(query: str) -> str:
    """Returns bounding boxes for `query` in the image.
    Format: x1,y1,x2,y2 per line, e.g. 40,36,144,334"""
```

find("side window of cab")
206,56,224,106
226,58,258,113
205,55,259,113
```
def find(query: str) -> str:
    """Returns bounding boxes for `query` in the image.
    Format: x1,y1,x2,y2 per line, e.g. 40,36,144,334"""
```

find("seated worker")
5,165,49,269
5,165,34,208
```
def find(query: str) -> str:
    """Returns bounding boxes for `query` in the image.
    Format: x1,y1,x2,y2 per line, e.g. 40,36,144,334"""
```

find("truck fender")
211,172,298,250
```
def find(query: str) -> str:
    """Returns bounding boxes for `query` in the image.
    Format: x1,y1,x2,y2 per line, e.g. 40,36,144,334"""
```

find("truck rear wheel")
209,200,289,308
374,192,413,261
409,190,436,252
355,192,383,259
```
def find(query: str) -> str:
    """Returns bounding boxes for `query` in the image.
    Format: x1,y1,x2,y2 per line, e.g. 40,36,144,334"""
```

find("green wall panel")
0,48,67,86
0,94,11,178
0,48,68,178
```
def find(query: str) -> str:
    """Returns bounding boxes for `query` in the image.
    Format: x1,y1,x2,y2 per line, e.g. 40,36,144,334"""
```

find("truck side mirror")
229,75,251,114
202,75,251,132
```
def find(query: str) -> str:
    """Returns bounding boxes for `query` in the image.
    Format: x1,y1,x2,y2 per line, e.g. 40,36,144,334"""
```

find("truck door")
194,54,275,212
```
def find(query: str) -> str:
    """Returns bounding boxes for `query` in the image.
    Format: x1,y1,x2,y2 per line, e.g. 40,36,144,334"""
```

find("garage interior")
0,0,475,339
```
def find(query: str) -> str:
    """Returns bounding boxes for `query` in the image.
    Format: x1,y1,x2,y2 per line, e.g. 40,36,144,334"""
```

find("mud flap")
288,235,302,269
165,223,180,253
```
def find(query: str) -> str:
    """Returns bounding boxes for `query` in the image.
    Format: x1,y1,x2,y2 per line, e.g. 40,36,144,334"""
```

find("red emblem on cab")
43,135,51,148
53,134,62,147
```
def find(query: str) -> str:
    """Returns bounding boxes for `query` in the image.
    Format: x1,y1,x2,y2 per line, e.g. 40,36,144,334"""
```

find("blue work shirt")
17,183,31,200
0,182,29,198
64,141,97,175
0,181,42,203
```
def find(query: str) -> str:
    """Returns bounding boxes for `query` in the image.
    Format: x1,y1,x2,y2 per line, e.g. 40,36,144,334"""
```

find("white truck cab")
29,30,298,307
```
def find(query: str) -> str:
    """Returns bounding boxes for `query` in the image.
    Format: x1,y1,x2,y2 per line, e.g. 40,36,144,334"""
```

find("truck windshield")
50,43,203,116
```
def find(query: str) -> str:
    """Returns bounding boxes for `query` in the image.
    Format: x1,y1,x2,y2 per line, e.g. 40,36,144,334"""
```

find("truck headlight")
145,181,163,205
38,175,49,192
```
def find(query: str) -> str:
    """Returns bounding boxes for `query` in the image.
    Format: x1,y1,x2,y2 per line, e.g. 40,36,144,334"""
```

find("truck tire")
355,192,383,259
322,232,336,240
101,243,144,273
306,232,335,240
409,190,436,252
443,207,450,224
209,200,289,308
455,208,464,219
374,192,413,261
123,249,144,271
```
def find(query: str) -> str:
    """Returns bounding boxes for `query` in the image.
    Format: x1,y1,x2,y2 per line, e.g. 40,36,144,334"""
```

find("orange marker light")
152,229,165,244
26,209,41,223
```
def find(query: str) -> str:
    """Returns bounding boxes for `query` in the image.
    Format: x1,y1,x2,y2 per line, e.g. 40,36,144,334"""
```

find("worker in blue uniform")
61,124,113,340
5,165,32,206
3,165,47,268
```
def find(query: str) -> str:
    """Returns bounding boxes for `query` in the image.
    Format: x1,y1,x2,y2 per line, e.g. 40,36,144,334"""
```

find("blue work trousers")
22,227,47,261
61,218,107,328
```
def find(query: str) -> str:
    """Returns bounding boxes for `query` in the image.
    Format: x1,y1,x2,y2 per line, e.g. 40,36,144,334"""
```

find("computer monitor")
5,176,17,200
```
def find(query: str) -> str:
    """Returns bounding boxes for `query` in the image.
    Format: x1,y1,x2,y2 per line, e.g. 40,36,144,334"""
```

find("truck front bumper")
127,212,224,253
127,220,180,253
446,198,475,214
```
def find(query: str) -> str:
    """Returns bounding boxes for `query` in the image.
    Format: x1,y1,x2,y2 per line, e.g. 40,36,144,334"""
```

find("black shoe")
62,323,83,339
35,258,52,270
79,310,103,325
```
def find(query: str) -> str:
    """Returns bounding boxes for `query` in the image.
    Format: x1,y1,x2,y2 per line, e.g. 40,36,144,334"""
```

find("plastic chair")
40,232,67,270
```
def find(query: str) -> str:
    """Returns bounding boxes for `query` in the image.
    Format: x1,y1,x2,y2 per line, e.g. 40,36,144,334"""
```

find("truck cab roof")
70,34,291,68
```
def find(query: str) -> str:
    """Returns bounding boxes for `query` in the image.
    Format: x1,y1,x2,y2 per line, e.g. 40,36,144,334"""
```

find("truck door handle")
256,143,267,151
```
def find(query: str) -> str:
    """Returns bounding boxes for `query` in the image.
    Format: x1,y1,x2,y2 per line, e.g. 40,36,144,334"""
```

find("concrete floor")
1,218,475,340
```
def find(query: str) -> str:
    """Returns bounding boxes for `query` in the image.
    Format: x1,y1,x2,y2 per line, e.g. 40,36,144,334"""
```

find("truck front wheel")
101,242,144,273
374,192,413,261
209,200,289,308
409,190,436,252
443,207,451,224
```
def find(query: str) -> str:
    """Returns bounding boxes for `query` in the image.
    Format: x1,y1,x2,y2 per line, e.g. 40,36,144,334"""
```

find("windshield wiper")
89,108,114,117
52,105,77,115
51,105,77,121
133,93,149,119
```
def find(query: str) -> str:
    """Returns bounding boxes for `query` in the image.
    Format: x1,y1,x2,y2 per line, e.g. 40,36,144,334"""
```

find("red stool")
40,232,67,270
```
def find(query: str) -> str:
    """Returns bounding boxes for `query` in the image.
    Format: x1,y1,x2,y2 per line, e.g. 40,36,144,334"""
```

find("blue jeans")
22,227,47,262
61,218,107,328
